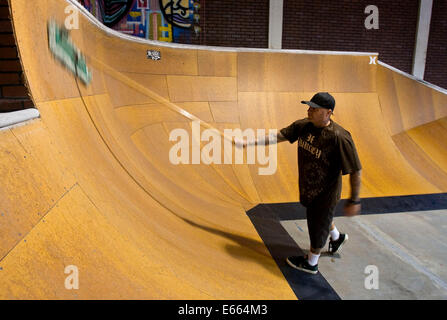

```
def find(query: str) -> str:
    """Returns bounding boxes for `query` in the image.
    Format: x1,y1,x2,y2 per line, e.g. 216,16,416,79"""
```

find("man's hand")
233,138,247,148
344,200,361,217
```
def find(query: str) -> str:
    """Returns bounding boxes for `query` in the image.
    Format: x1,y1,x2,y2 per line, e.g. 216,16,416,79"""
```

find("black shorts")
306,203,336,249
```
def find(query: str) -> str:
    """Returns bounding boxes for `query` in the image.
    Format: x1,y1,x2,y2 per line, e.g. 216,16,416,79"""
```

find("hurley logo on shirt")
298,134,322,159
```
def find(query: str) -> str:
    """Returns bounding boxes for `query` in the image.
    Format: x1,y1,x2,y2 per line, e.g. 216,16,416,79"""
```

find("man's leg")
310,247,322,254
299,205,331,268
311,221,340,254
329,222,340,241
308,246,322,267
328,222,349,254
285,205,327,274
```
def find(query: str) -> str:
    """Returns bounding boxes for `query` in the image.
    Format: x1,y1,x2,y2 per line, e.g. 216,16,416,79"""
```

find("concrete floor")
281,210,447,299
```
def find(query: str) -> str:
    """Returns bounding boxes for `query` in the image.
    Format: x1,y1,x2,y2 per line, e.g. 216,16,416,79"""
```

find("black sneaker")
286,256,318,274
328,233,348,254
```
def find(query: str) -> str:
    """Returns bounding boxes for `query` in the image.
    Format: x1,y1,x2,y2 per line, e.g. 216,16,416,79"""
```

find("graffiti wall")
77,0,201,43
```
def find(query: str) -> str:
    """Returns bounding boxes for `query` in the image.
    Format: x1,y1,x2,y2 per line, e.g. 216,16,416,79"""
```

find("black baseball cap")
301,92,335,111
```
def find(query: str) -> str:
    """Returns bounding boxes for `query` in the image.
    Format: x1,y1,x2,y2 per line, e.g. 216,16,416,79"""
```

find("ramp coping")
0,108,40,130
378,61,447,95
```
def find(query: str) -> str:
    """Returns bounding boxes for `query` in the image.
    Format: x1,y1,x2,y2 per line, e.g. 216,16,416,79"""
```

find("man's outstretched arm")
235,131,288,148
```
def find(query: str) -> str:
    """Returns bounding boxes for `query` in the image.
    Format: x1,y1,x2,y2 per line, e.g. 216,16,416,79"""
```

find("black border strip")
247,204,340,300
246,193,447,300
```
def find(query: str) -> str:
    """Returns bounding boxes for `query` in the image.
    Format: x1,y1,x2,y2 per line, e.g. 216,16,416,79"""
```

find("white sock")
330,226,340,241
307,252,320,266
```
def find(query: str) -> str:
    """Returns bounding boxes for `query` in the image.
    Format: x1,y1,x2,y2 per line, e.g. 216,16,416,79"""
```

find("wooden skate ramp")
0,0,446,299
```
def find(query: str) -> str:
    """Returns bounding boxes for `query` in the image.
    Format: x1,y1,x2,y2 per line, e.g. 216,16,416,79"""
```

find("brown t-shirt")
280,119,362,208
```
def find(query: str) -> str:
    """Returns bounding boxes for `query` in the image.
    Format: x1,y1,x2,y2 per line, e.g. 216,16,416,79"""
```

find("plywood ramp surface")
1,0,446,299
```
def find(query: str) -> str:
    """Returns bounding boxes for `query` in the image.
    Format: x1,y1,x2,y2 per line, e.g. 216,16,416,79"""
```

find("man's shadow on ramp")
173,211,298,279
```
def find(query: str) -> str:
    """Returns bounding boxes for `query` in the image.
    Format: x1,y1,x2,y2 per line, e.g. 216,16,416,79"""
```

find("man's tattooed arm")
350,170,362,201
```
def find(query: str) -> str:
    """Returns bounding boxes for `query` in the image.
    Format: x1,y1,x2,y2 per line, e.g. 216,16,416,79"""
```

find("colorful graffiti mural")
78,0,100,17
77,0,201,43
97,0,134,27
159,0,191,29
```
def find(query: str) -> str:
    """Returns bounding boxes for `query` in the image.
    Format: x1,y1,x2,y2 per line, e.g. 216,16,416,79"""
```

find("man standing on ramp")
238,92,362,274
